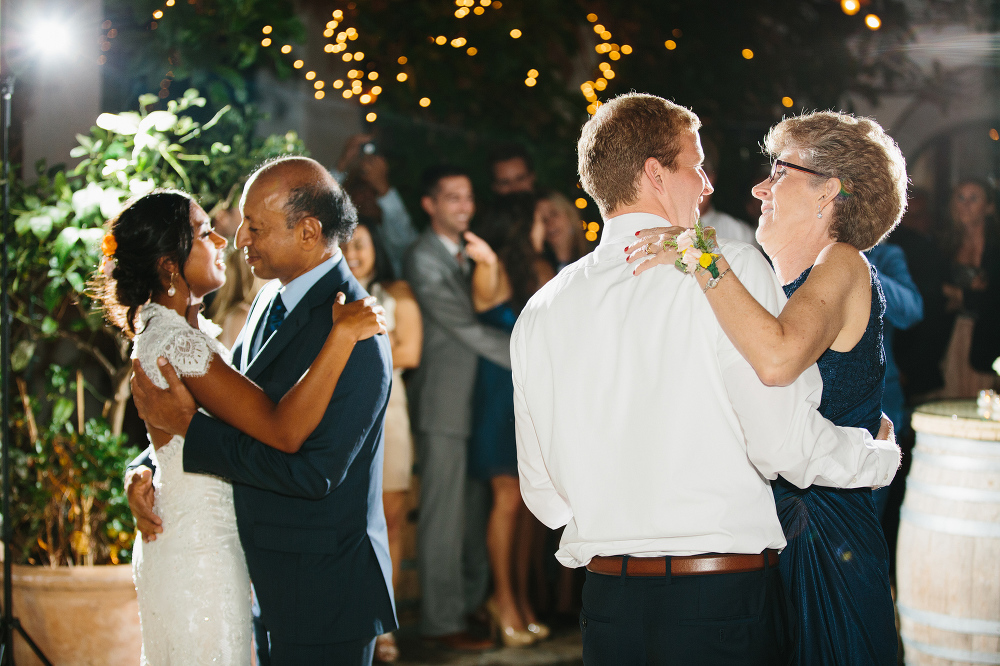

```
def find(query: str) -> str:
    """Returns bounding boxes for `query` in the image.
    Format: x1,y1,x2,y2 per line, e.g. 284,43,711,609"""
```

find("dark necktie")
262,293,286,343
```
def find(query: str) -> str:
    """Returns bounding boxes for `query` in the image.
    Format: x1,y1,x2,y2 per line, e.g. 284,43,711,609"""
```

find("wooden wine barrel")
897,400,1000,665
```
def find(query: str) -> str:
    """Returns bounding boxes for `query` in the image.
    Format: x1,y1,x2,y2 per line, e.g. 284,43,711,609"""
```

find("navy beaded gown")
775,264,897,666
469,303,519,480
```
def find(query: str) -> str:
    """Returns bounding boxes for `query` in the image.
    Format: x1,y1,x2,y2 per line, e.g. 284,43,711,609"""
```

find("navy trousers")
267,636,376,665
581,559,793,665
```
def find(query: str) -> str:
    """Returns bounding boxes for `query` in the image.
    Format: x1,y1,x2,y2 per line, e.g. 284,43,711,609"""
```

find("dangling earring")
167,272,177,297
816,205,823,219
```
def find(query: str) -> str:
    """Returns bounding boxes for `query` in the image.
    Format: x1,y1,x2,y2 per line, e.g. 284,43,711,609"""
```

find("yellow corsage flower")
699,252,718,269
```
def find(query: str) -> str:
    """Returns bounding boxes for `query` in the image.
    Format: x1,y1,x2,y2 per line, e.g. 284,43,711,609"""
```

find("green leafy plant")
7,89,305,566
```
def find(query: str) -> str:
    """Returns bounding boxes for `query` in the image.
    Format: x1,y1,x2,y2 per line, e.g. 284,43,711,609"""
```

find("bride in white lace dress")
96,190,385,665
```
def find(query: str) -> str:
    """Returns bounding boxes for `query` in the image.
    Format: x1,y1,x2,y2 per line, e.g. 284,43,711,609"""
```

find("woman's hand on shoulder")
625,226,684,276
463,231,498,265
332,292,387,342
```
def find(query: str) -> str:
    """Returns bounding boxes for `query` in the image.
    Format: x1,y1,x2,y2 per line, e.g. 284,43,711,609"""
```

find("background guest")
698,138,761,250
535,190,593,272
344,221,422,663
402,166,507,651
464,194,554,647
937,178,1000,397
892,189,954,403
489,144,536,196
333,133,417,276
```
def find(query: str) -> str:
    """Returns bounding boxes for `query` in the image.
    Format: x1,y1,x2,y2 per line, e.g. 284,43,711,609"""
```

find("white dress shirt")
251,250,342,357
512,212,900,568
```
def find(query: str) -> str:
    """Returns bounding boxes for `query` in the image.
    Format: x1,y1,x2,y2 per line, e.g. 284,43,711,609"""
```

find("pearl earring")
816,206,823,219
167,273,177,297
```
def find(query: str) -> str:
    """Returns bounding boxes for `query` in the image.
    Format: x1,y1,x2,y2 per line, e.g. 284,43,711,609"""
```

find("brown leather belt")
586,550,780,577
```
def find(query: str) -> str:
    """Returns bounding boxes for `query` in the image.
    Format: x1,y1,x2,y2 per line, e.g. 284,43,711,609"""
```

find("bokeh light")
865,14,881,29
841,0,860,15
781,96,794,107
419,97,431,107
742,49,754,59
665,40,677,50
575,198,588,209
366,112,377,122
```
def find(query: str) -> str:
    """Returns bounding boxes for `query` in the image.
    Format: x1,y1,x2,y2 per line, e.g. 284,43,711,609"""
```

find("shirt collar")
598,212,679,248
276,249,343,315
435,232,462,257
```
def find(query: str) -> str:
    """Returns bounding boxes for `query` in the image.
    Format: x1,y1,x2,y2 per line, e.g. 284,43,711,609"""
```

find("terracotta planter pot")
1,563,141,666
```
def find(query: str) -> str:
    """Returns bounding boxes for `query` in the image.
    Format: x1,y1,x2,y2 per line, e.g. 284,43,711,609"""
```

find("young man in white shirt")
512,93,899,664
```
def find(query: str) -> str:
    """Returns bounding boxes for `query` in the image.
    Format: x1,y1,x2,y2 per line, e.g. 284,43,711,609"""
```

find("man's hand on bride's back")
332,292,388,342
131,359,198,442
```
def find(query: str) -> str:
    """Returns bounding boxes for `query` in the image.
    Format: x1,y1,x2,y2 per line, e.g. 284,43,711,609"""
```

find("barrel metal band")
900,507,1000,538
905,478,1000,504
898,604,1000,635
911,448,1000,473
901,637,1000,664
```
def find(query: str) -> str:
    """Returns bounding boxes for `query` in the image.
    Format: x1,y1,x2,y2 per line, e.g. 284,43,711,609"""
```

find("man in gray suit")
403,166,510,650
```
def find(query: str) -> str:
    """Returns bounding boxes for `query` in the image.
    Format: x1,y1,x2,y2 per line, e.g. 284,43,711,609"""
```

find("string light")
315,90,325,100
781,96,794,107
865,14,881,29
742,49,753,59
281,44,292,54
575,198,587,209
665,40,677,50
261,38,271,47
467,47,478,55
841,0,860,15
397,72,408,82
991,128,1000,141
366,112,377,122
398,56,407,64
419,97,431,107
305,71,316,80
510,29,522,38
262,25,272,34
293,59,304,68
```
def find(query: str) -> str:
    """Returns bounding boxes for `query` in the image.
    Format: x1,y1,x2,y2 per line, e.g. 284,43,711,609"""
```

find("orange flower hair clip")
101,233,118,257
100,233,118,278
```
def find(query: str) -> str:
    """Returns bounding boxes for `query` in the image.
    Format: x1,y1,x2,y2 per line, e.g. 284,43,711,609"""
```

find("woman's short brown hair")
764,111,907,251
578,93,701,217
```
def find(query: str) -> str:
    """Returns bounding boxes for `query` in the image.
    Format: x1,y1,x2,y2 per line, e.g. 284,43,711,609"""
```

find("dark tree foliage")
102,0,917,217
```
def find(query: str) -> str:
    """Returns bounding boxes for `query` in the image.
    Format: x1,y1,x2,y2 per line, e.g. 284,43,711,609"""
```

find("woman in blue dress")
464,193,555,647
630,111,907,665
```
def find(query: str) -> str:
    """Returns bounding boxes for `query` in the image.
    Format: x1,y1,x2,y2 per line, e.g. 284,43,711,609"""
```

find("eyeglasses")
768,159,829,183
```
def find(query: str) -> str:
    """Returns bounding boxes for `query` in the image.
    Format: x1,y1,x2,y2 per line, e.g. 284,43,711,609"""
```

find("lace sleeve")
163,327,218,379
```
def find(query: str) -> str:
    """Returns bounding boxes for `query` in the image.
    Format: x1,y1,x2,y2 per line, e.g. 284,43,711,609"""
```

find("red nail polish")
635,231,640,236
624,246,629,252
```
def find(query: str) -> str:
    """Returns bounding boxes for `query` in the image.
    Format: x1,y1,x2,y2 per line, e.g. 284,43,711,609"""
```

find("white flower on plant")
99,187,127,221
138,111,178,134
71,182,105,216
101,158,130,178
95,112,140,136
129,179,156,196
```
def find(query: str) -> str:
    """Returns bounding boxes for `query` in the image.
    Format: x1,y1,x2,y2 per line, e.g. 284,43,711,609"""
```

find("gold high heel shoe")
526,621,551,641
485,599,536,648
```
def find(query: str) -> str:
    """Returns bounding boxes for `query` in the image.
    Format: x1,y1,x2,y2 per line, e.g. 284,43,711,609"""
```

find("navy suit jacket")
135,256,396,645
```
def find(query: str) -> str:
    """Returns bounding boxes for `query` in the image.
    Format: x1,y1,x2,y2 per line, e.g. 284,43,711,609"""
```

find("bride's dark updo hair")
93,189,195,336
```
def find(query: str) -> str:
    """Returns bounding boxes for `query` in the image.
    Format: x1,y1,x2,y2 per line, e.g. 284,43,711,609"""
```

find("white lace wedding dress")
131,303,251,665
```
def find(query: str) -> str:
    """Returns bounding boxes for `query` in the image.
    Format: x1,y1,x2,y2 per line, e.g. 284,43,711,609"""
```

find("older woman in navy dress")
631,111,907,665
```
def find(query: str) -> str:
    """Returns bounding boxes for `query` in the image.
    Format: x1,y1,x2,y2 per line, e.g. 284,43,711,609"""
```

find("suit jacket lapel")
244,258,352,381
239,280,281,374
425,230,471,293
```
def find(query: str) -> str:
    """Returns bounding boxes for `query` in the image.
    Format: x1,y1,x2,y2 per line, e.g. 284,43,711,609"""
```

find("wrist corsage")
664,220,721,278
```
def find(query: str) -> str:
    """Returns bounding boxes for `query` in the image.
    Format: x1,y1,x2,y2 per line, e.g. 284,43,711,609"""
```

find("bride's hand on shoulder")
332,292,387,342
625,226,684,276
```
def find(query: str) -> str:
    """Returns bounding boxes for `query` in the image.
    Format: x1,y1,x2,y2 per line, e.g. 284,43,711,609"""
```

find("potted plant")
4,90,304,665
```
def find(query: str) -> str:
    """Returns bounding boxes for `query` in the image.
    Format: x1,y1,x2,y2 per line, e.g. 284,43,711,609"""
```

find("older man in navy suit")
128,156,395,664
